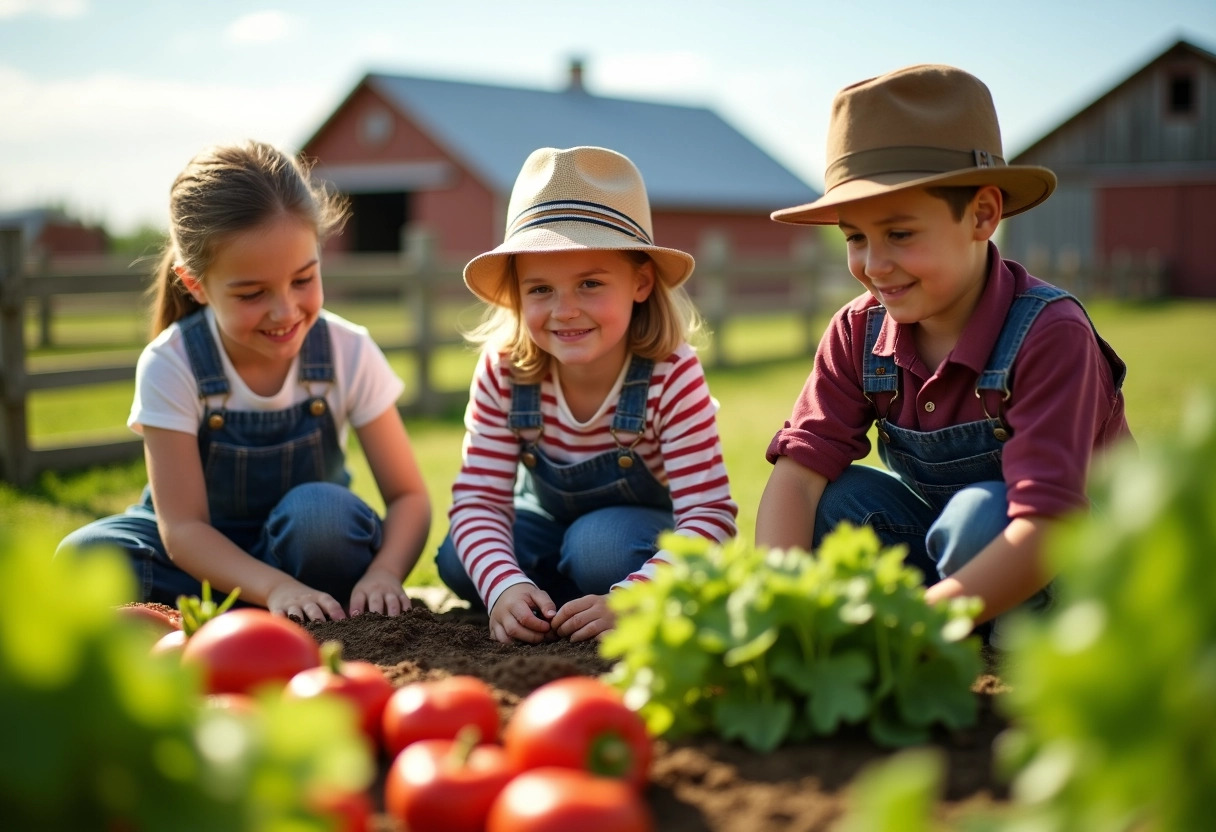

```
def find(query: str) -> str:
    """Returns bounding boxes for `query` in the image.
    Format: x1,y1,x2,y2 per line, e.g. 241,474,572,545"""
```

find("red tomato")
310,787,373,832
486,767,654,832
381,675,500,756
384,733,516,832
181,608,321,695
503,676,652,790
117,603,181,635
284,642,393,747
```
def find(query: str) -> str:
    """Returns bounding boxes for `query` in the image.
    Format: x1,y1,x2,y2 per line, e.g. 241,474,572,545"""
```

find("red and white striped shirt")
448,343,738,610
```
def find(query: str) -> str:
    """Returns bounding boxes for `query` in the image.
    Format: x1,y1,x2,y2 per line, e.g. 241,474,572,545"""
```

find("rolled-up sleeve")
766,303,876,481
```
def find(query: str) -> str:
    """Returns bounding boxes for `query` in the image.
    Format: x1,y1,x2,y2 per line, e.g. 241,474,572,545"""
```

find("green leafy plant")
177,579,241,635
832,390,1216,832
0,532,372,831
600,525,983,752
993,390,1216,832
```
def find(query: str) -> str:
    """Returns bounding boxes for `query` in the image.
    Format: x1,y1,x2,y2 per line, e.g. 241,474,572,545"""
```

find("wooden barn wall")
1003,47,1216,294
998,184,1094,269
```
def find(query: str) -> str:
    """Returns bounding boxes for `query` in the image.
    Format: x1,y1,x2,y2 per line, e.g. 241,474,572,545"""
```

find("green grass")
5,299,1215,588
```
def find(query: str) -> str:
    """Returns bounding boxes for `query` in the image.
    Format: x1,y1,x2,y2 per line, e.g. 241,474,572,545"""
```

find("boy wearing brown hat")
756,65,1133,638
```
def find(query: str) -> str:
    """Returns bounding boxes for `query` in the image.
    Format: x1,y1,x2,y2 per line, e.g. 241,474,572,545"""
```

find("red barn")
299,62,819,264
0,208,107,260
1000,38,1216,298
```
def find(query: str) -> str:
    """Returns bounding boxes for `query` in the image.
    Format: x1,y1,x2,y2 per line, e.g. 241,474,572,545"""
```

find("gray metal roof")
364,72,818,211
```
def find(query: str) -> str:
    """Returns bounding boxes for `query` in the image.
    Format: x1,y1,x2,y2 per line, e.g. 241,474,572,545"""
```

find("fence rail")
0,228,829,485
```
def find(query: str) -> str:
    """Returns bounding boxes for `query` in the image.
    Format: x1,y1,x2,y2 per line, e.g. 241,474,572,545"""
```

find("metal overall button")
611,427,643,469
309,398,327,417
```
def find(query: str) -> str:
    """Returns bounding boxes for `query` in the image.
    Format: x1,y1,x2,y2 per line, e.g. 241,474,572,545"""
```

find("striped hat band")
506,199,654,246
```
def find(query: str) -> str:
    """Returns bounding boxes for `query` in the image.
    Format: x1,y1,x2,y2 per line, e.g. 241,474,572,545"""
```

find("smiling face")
178,213,322,387
837,185,1000,341
514,249,655,381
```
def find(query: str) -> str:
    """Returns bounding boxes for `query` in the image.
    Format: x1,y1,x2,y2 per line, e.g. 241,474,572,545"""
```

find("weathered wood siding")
1002,40,1216,297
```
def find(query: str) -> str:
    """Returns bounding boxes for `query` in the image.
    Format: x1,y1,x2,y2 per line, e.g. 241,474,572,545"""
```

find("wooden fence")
0,227,828,486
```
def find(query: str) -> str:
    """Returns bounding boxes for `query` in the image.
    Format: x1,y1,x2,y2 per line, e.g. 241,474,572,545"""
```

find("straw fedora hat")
772,64,1056,226
464,146,695,306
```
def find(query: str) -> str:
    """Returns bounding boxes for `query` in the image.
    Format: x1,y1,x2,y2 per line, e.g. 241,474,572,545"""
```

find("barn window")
360,108,394,146
1167,72,1195,116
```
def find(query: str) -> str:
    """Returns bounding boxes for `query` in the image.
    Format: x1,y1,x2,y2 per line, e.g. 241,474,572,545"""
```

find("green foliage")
838,748,945,832
994,389,1216,832
0,530,372,830
833,390,1216,832
600,525,983,752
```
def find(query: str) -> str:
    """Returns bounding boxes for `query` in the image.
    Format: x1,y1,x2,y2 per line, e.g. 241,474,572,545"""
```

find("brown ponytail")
146,248,203,337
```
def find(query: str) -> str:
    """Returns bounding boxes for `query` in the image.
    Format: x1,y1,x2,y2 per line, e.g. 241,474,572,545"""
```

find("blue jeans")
56,482,381,607
816,465,1051,631
436,504,673,611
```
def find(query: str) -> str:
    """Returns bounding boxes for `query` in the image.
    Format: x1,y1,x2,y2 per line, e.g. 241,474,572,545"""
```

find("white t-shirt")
129,307,405,450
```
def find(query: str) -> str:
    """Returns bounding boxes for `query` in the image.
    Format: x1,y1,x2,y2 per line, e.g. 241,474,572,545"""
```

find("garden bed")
304,601,1011,832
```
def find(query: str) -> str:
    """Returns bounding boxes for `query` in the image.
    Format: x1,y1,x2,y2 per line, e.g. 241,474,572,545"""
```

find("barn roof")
327,70,818,211
1011,37,1216,162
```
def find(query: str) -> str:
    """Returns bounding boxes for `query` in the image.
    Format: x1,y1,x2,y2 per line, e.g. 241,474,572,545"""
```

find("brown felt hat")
771,64,1057,225
464,146,695,306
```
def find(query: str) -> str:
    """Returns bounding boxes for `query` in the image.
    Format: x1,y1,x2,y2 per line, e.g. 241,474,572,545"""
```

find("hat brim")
771,165,1057,226
464,222,696,306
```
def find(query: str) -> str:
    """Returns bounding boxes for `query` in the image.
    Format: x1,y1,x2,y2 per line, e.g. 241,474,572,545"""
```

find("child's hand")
488,583,556,645
267,581,347,622
551,594,615,642
349,566,412,617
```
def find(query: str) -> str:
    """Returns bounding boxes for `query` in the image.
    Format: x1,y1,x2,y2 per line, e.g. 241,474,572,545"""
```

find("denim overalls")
56,310,382,606
815,286,1127,616
437,355,675,609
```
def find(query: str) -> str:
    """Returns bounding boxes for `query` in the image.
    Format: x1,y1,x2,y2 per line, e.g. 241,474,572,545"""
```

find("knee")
561,508,665,592
271,483,377,541
926,481,1009,576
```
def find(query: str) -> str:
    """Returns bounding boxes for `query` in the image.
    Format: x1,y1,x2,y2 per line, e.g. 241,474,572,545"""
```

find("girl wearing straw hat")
757,65,1133,643
437,146,738,644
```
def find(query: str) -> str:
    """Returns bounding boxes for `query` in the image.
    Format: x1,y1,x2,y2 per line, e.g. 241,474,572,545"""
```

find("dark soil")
302,601,1012,832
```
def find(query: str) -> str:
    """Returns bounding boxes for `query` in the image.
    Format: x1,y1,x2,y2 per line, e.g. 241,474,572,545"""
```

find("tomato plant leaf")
713,696,794,753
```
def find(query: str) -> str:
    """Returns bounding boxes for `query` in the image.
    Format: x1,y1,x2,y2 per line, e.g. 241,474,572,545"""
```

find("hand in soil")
551,593,614,642
489,583,557,644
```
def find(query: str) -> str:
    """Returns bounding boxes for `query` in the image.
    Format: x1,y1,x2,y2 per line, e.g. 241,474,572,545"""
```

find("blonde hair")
463,250,703,384
146,140,349,336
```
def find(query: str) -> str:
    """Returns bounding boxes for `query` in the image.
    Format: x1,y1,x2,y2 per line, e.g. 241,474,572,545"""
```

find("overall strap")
180,310,229,398
862,306,899,420
974,285,1072,439
611,355,654,435
507,378,543,432
975,285,1071,398
297,317,334,383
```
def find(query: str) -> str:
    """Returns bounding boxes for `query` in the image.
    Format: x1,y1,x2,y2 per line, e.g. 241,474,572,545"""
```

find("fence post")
402,226,438,416
791,234,819,356
1056,248,1083,301
35,251,53,348
697,231,729,369
0,228,30,485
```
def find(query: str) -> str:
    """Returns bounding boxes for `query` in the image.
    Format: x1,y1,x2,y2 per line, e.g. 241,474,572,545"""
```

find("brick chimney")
567,57,586,93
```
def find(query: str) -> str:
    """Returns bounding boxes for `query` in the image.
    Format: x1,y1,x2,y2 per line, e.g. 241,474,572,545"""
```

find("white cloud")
224,10,303,45
592,51,717,103
0,0,86,18
0,66,334,233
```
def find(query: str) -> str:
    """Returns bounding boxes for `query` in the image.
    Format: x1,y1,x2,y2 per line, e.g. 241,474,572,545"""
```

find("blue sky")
1,0,1213,234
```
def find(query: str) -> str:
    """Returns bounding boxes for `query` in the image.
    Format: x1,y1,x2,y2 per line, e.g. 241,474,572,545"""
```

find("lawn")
4,298,1214,588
